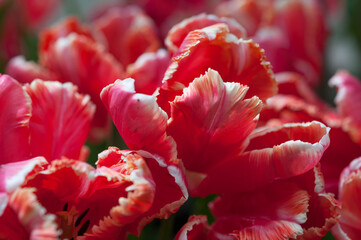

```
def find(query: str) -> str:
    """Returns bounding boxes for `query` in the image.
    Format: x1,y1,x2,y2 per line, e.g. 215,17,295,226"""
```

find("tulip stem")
159,214,174,240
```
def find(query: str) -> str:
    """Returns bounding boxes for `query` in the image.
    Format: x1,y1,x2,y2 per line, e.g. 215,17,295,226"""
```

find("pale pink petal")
330,71,361,145
0,188,59,239
24,80,95,161
174,215,209,240
194,121,330,195
126,49,170,95
101,78,177,162
165,13,247,54
0,74,31,164
0,157,47,194
215,0,264,36
158,24,276,113
93,5,160,67
168,69,262,174
6,56,59,84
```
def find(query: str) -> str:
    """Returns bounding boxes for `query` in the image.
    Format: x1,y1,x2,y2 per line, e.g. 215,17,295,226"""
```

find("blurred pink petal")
41,33,123,142
93,5,160,67
126,49,170,95
0,75,31,164
330,71,361,145
332,157,361,239
6,56,59,84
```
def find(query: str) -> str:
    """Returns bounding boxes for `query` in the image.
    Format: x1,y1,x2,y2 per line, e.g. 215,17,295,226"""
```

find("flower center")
56,203,90,239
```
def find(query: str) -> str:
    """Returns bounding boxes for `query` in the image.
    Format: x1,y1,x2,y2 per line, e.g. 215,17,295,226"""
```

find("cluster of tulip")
1,0,361,239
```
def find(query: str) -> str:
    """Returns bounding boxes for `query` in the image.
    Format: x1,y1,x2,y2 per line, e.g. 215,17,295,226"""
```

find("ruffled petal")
0,188,59,239
194,121,330,195
0,157,47,194
89,148,187,238
330,71,361,145
334,157,361,240
260,93,361,196
93,5,160,67
165,13,246,54
24,157,155,239
6,56,59,84
174,215,209,240
39,16,105,58
40,33,123,142
209,182,309,240
24,80,95,161
290,165,341,239
168,69,262,174
100,78,177,162
0,74,31,164
126,49,170,95
158,24,276,113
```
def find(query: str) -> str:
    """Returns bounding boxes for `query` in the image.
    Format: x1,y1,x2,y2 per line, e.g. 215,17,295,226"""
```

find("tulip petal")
0,157,47,194
291,165,341,239
165,13,246,54
209,182,309,240
101,78,177,162
158,23,276,113
41,33,123,142
0,75,31,164
6,56,59,84
90,148,187,238
330,71,361,145
24,80,95,161
0,188,59,239
126,49,170,95
195,121,330,195
174,215,209,240
333,157,361,240
168,69,262,173
39,17,105,58
93,5,160,67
